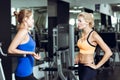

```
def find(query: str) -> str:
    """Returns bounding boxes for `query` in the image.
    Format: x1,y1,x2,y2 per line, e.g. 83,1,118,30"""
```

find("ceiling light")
78,6,83,9
117,4,120,7
73,6,77,9
69,10,82,13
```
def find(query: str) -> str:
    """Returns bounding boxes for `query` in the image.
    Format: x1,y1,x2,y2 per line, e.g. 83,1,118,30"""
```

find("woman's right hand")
74,57,79,64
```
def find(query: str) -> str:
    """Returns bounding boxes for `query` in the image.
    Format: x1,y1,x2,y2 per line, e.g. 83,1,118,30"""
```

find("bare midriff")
78,53,94,64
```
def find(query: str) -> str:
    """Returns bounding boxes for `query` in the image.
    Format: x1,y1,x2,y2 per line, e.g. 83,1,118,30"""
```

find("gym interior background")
0,0,120,80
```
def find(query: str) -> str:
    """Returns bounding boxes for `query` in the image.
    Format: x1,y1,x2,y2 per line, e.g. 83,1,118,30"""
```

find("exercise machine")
0,42,7,80
0,42,27,80
52,24,77,80
39,24,77,80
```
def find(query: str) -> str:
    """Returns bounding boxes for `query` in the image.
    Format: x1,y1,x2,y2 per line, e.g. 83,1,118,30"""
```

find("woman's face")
26,15,34,28
77,16,88,30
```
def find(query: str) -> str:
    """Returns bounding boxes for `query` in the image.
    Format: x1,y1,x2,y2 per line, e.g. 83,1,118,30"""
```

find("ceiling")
62,0,120,12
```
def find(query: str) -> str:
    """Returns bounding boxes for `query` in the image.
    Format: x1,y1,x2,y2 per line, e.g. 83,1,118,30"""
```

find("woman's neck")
18,23,29,31
82,27,92,35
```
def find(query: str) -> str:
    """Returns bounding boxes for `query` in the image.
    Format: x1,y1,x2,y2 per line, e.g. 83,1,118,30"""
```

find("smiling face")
77,12,94,30
77,16,89,30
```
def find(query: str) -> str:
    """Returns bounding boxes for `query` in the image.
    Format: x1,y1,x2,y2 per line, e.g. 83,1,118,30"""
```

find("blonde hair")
77,12,94,28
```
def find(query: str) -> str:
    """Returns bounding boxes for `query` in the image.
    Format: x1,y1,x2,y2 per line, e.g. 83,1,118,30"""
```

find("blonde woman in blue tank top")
74,12,112,80
8,9,40,80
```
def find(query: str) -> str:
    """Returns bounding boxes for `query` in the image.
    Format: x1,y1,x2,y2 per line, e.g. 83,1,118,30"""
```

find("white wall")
48,1,57,17
11,0,47,8
63,0,117,16
63,0,120,6
99,4,113,16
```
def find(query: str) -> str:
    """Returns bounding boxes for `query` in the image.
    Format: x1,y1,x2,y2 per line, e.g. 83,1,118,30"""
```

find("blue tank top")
15,33,36,77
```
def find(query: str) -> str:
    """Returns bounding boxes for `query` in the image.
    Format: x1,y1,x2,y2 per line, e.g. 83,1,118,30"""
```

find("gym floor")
39,63,120,80
94,62,120,80
74,63,120,80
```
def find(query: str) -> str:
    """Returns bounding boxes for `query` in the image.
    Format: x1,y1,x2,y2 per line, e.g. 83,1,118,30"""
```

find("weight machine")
52,24,77,80
39,24,78,80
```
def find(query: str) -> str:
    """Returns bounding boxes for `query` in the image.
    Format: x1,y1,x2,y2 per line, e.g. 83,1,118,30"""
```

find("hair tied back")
14,11,19,17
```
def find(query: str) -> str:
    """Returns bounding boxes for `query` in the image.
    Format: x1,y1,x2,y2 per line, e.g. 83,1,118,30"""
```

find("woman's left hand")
33,53,41,60
84,63,98,69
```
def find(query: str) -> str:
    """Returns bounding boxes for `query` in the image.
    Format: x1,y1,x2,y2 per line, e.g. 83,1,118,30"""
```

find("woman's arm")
85,31,112,69
93,32,112,69
74,52,80,64
8,29,34,55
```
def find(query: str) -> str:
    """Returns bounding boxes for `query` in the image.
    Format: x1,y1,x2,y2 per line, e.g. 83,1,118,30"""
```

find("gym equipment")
0,42,27,80
39,24,77,80
0,42,6,80
53,24,77,80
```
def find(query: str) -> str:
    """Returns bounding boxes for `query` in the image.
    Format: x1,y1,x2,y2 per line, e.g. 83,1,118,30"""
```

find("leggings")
15,73,37,80
78,63,97,80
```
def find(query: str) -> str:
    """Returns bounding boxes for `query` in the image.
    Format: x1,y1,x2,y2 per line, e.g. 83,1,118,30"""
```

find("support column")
0,0,12,80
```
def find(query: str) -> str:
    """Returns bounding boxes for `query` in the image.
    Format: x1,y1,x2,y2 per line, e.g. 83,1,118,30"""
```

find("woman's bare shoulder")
92,31,102,41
